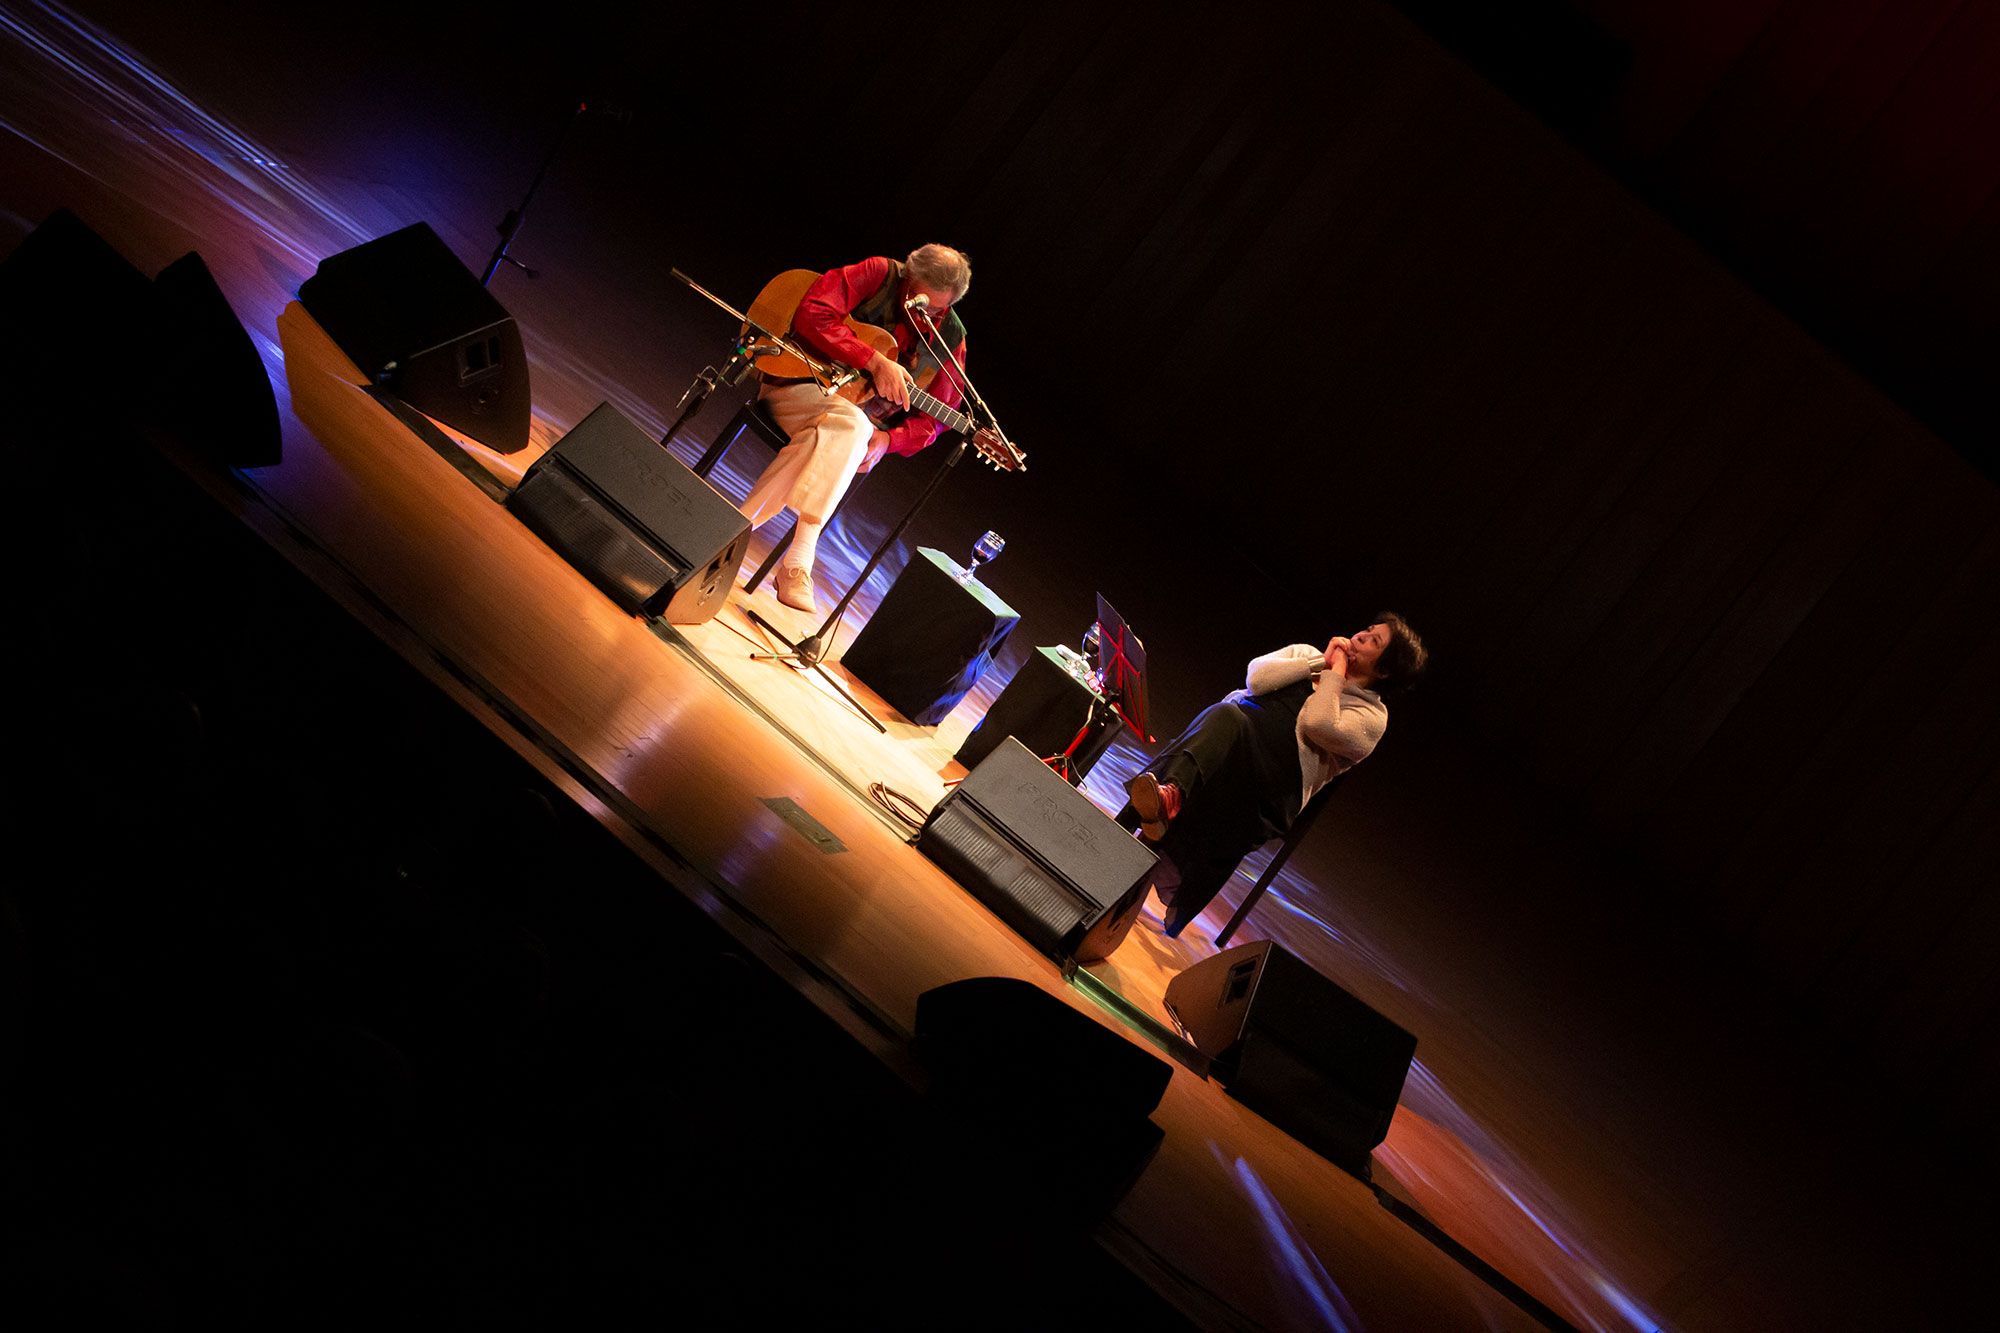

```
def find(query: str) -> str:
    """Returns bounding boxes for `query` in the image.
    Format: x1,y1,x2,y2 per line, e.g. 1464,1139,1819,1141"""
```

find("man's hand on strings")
857,430,892,475
868,351,912,410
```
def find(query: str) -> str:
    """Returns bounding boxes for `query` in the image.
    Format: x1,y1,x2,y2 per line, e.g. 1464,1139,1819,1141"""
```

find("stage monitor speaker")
1,212,279,468
509,401,750,623
916,738,1158,963
1164,940,1415,1175
914,976,1169,1230
153,251,282,468
0,208,161,430
915,976,1171,1124
297,222,530,453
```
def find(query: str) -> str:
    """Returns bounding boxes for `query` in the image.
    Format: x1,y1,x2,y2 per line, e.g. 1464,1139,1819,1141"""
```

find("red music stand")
1045,593,1152,784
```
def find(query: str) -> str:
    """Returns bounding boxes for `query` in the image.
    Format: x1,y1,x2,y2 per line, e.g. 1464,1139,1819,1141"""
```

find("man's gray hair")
906,243,971,301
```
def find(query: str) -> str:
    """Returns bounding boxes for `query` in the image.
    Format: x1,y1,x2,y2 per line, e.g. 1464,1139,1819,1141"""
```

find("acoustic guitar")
744,269,1026,472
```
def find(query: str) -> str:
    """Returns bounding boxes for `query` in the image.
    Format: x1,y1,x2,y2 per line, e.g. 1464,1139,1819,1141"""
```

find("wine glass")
963,529,1004,582
1080,620,1104,693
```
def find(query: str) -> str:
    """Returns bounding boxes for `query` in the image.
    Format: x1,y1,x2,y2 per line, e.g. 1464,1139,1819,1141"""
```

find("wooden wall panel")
1580,360,1880,836
1824,698,1999,1022
1427,248,1743,675
855,1,2000,1124
981,2,2000,1113
1749,528,1998,984
1704,462,1992,939
1627,414,1929,880
1559,0,1998,461
1656,0,1895,210
1864,766,1999,1134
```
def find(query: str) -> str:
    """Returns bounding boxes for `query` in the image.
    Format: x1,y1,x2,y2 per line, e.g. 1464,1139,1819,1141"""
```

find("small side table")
840,547,1020,726
955,646,1120,780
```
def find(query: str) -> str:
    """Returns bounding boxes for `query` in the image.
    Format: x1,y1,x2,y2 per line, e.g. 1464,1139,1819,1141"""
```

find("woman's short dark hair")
1371,611,1428,694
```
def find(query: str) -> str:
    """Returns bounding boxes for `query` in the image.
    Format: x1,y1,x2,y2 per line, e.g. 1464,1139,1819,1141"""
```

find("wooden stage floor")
242,299,1550,1330
435,375,1230,1025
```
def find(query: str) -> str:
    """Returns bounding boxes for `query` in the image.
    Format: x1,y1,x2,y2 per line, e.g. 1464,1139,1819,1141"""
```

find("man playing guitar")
740,244,972,613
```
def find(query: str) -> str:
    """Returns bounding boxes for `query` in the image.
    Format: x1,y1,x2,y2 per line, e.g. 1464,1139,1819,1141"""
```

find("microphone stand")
748,295,1006,734
747,429,977,733
909,302,1018,463
481,103,575,285
482,99,635,286
659,269,860,463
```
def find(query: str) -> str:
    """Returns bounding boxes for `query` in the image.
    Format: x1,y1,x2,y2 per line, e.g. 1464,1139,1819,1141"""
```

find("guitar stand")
748,431,977,735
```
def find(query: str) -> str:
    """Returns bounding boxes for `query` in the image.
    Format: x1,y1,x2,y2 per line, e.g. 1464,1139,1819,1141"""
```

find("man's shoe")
775,565,817,614
1126,772,1179,842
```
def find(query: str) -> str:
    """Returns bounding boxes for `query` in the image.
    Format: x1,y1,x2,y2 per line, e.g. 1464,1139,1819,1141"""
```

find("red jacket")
792,257,968,458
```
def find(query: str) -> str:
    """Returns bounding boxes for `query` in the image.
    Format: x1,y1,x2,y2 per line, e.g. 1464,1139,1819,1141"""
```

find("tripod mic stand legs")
742,434,975,738
745,607,888,734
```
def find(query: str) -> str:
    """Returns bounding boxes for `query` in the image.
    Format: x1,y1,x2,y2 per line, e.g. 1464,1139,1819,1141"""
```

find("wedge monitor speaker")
299,222,530,453
1164,940,1416,1175
1,211,279,466
509,402,749,624
916,739,1158,963
0,208,161,429
154,251,282,467
915,977,1171,1125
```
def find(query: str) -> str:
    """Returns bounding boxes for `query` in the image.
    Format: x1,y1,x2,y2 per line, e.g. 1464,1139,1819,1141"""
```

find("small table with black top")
839,547,1020,726
954,645,1121,780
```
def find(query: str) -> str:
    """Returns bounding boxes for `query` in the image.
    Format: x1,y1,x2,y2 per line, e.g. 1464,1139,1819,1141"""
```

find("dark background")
6,0,1995,1324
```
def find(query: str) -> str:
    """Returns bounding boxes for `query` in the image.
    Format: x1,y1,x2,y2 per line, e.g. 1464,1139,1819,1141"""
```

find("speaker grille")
923,800,1092,956
511,460,680,612
918,739,1157,961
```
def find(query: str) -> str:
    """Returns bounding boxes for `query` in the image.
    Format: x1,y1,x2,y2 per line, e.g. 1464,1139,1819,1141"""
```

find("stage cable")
867,782,928,834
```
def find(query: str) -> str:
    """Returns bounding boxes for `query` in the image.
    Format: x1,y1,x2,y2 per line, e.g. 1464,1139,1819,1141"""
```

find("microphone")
905,293,930,310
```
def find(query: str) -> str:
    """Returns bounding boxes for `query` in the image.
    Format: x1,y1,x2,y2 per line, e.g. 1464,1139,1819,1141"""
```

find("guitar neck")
906,382,971,435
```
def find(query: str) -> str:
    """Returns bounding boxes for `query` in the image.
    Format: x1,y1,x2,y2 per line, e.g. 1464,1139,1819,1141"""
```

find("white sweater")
1236,643,1388,809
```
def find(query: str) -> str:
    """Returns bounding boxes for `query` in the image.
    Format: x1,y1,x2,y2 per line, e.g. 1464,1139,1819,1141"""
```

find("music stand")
1094,593,1152,743
1045,593,1152,784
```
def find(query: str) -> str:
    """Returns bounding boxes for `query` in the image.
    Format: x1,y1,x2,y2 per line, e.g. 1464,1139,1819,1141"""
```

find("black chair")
1212,773,1344,947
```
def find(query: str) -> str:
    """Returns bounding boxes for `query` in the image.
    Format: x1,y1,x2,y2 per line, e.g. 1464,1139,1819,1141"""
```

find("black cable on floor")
869,781,929,833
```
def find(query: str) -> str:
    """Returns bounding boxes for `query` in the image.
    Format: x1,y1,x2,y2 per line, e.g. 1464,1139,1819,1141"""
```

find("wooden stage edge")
299,369,1219,1052
183,410,1216,1103
162,429,921,1064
